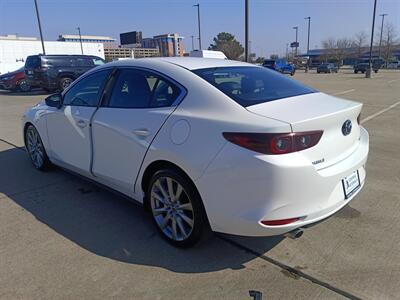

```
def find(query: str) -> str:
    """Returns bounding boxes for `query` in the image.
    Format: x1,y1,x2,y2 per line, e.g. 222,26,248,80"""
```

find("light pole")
378,13,387,58
305,17,311,72
293,26,298,57
34,0,46,55
245,0,249,62
77,27,83,55
191,35,195,51
366,0,377,78
193,4,202,50
286,43,289,60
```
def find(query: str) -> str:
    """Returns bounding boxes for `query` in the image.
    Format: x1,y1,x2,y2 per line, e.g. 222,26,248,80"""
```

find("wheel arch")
140,160,201,210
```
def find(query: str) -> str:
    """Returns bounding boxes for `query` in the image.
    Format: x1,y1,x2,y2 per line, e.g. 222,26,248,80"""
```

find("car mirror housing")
45,93,62,109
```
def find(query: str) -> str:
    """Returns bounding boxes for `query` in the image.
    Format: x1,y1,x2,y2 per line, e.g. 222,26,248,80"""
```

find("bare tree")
321,38,336,62
381,23,399,66
322,38,352,66
352,31,368,58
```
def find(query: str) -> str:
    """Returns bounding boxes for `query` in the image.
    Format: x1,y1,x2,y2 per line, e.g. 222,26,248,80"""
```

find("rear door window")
75,57,94,67
107,69,182,108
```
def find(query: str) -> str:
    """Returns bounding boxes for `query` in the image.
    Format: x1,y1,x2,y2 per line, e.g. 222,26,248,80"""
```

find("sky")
0,0,399,58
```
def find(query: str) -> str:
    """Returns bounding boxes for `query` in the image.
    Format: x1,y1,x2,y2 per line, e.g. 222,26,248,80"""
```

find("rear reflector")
223,131,323,155
261,217,300,226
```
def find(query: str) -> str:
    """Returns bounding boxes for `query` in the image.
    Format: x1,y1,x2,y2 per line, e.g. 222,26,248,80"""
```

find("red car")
0,67,31,92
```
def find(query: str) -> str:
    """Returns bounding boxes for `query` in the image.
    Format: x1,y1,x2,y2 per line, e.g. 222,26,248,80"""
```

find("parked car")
317,63,338,74
263,59,295,76
387,61,399,69
23,58,369,247
354,62,379,74
190,50,227,59
24,55,105,92
0,67,31,92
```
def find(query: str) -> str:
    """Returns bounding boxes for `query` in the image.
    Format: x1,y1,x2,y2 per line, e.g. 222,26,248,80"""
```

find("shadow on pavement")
0,88,49,96
0,146,283,273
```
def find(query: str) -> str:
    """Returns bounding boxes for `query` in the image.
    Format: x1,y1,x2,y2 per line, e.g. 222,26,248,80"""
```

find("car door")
46,69,111,176
91,68,185,196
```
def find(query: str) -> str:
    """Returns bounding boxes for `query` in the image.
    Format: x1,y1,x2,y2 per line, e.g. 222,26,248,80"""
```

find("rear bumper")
196,127,369,237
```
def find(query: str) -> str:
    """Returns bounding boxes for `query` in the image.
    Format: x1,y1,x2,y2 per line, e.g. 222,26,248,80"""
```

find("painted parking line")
332,89,355,96
361,100,400,124
388,79,400,84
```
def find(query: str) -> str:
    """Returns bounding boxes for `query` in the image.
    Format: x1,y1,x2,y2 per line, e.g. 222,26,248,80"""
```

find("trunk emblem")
342,120,352,136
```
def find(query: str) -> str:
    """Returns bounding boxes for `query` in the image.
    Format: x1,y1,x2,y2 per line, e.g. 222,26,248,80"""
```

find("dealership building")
0,35,104,74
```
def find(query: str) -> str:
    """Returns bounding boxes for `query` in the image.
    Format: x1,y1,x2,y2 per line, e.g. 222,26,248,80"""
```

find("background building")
120,31,142,48
58,34,116,48
153,33,184,57
142,38,157,49
0,35,104,74
104,46,159,61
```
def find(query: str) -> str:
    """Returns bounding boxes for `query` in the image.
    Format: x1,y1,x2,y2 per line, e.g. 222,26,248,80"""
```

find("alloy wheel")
150,176,194,241
26,126,45,169
61,78,73,90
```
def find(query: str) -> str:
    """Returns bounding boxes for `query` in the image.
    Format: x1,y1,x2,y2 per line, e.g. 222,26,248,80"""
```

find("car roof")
104,57,254,71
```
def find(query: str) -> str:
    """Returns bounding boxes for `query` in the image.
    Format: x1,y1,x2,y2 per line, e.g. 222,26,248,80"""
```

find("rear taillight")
223,131,323,155
261,217,300,226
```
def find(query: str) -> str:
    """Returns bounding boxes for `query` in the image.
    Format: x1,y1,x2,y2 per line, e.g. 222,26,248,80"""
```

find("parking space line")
218,235,362,300
0,138,25,151
388,79,400,84
332,89,355,96
361,101,400,124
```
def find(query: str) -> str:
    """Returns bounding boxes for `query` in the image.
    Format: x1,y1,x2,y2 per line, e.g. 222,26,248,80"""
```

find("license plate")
342,170,361,199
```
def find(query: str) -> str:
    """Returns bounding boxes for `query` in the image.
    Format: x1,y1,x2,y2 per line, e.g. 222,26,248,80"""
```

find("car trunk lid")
246,92,362,169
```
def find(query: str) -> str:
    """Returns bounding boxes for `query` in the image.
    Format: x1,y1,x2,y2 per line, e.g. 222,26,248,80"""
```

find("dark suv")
24,55,105,91
354,62,379,74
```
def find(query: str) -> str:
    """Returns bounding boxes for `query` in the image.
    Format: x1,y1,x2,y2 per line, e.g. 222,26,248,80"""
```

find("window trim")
101,66,187,109
61,68,114,108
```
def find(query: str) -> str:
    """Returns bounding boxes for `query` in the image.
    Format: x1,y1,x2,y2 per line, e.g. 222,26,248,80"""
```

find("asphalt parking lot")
0,69,399,300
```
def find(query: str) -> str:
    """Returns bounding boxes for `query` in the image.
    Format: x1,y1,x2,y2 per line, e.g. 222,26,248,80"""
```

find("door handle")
133,129,150,137
76,119,87,128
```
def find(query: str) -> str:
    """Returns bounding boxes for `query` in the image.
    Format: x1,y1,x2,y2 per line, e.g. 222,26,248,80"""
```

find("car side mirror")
45,93,62,109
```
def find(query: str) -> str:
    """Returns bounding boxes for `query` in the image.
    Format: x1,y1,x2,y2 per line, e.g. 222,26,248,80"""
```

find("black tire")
59,77,74,91
317,71,320,74
362,70,365,74
146,168,211,248
25,125,52,171
374,70,378,73
354,70,358,74
18,79,31,92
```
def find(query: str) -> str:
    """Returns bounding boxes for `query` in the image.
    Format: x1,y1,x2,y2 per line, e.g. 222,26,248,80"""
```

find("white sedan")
22,58,369,247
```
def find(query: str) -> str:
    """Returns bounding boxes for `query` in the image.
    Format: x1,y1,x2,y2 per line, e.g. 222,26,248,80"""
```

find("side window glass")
108,69,152,108
63,70,110,107
150,78,181,107
108,69,182,108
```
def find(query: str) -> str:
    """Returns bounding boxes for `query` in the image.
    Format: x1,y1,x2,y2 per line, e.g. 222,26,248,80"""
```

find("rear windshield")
192,66,316,107
25,56,41,68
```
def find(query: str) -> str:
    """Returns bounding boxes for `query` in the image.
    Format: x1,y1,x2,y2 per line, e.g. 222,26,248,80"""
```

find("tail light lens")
223,131,323,155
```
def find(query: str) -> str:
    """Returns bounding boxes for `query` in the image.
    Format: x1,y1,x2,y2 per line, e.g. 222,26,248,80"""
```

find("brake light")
261,217,300,226
223,131,323,155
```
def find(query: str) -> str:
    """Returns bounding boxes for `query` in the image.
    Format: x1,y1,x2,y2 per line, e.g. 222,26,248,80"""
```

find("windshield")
192,66,316,107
